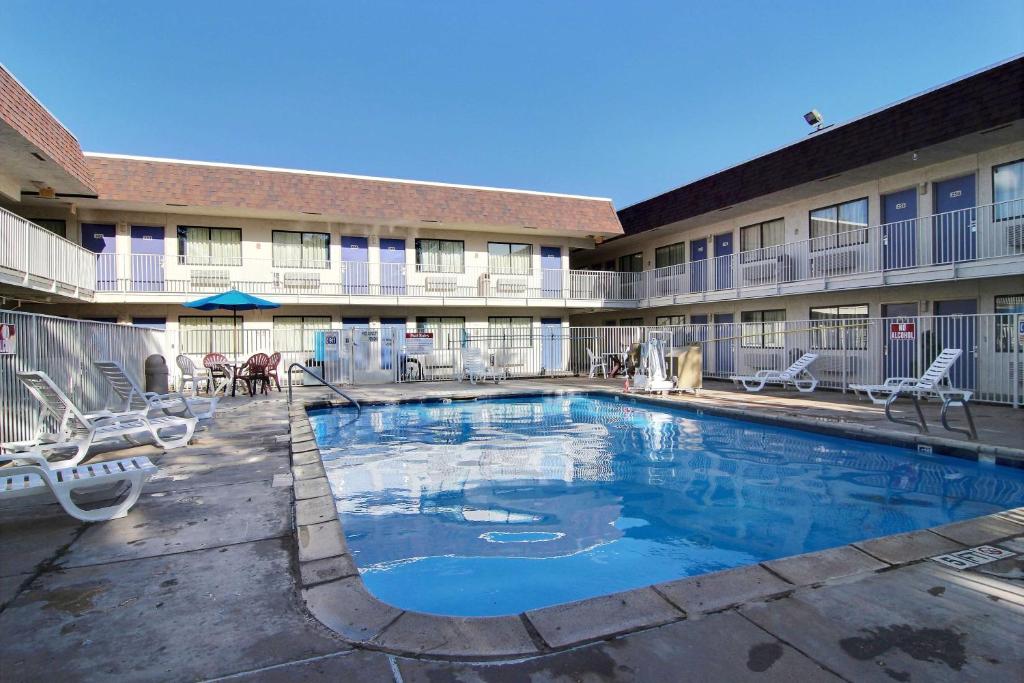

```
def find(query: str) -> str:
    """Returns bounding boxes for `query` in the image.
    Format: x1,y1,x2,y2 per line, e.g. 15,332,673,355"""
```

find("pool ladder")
286,363,361,414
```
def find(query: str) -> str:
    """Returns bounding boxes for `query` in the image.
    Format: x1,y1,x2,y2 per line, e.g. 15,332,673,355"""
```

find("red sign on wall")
889,322,916,341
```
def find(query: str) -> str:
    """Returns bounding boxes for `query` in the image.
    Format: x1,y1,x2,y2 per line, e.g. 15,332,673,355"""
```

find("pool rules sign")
889,322,916,341
0,323,14,354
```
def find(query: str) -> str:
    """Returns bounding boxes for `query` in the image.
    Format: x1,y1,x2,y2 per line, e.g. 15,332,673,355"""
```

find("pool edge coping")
288,390,1024,661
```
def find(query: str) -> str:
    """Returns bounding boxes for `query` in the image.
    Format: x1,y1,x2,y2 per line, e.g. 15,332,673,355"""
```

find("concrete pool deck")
0,382,1022,681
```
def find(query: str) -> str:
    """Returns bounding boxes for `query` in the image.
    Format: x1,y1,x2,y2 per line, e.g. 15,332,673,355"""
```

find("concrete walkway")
1,386,1022,681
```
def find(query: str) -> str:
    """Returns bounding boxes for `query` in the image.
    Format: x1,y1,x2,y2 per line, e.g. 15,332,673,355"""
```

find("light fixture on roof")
803,109,831,134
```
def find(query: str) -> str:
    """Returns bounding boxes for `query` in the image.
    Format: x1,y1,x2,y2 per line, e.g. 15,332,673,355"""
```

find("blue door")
380,239,406,295
714,313,734,374
342,237,369,293
541,318,562,374
933,175,976,264
933,299,976,390
882,303,917,380
882,188,917,269
541,247,562,298
380,318,406,370
82,223,117,291
713,233,733,290
689,314,709,373
690,238,707,293
130,225,164,291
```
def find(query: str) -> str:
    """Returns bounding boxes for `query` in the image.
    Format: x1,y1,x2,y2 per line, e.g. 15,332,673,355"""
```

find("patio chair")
850,348,976,439
461,348,499,384
729,353,819,393
2,371,196,467
587,348,608,379
239,353,272,395
176,354,213,395
267,352,283,392
94,360,221,421
0,450,157,522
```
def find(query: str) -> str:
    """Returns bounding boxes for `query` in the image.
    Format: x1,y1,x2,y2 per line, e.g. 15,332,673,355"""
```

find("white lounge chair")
850,348,976,439
729,353,819,393
3,371,197,467
95,360,221,421
587,349,608,379
0,450,156,521
461,348,500,384
176,354,213,395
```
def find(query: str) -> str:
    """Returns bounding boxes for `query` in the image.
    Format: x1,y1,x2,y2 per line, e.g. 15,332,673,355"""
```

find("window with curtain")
488,242,532,274
178,316,237,354
617,252,643,272
809,304,868,350
809,199,868,251
740,310,785,348
993,159,1024,221
415,239,465,273
655,315,685,326
619,317,645,326
655,242,685,269
995,294,1024,352
416,316,466,349
272,231,330,268
178,226,242,265
487,316,532,348
273,316,332,352
30,218,67,238
740,218,785,262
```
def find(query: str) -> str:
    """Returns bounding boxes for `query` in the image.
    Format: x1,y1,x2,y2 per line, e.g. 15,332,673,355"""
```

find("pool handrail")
286,363,361,414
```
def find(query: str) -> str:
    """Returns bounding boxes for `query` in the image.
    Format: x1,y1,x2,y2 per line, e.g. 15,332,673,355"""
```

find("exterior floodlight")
804,110,823,127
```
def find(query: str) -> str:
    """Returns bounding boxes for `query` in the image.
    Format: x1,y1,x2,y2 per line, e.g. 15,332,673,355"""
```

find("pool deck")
1,381,1022,681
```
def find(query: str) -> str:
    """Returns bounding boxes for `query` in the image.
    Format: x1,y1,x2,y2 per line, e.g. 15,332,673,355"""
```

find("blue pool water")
308,394,1024,616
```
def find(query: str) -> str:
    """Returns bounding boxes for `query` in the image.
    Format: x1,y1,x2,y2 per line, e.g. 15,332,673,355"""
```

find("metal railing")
0,310,164,443
0,207,97,297
286,363,360,412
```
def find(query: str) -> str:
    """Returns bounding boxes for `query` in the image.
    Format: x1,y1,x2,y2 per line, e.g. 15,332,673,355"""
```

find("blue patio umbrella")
183,289,280,358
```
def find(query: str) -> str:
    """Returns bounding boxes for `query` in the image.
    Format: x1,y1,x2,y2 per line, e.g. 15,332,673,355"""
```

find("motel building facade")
1,57,1023,402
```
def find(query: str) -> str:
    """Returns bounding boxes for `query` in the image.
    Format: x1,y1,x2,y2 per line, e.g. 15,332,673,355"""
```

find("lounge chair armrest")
753,370,775,377
0,451,50,467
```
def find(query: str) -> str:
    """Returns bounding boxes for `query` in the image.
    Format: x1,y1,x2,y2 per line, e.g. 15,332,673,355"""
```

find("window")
809,199,869,250
740,310,785,348
272,231,330,268
178,316,237,354
132,317,166,330
809,305,868,350
995,294,1024,352
488,242,531,274
655,315,685,326
617,252,643,272
178,226,242,266
416,316,466,349
655,242,685,270
415,239,464,273
487,316,532,348
993,159,1024,221
740,218,785,262
619,317,645,327
31,218,67,238
273,316,332,353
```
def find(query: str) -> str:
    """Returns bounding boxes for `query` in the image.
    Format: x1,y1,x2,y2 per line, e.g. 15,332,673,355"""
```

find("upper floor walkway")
0,207,96,301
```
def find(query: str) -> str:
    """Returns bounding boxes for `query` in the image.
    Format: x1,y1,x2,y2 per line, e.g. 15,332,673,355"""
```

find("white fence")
0,207,97,297
0,310,164,443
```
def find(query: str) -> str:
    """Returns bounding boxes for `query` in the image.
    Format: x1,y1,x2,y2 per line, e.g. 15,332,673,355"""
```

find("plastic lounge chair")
2,371,197,467
176,354,213,395
729,353,819,393
850,348,977,439
461,348,499,384
94,360,221,421
0,450,157,522
587,349,608,379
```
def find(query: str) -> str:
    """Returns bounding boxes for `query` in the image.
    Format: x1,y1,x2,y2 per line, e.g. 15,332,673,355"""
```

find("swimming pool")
308,393,1024,617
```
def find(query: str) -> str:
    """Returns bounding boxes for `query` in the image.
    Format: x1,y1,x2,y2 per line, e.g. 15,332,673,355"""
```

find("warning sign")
889,322,916,341
405,332,434,354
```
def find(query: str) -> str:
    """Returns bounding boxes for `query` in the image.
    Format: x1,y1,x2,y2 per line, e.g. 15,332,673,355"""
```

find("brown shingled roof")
0,65,96,193
84,154,623,236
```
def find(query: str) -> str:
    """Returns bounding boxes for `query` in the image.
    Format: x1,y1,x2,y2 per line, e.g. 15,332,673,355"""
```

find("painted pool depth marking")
308,395,1024,617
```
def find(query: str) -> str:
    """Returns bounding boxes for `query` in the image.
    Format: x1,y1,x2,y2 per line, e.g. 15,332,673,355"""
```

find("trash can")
673,345,703,393
145,354,170,394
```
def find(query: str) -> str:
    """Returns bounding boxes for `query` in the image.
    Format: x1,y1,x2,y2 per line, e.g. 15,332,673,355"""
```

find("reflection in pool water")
308,395,1024,616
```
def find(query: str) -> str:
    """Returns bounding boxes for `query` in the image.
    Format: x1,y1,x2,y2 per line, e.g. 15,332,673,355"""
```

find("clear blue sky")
3,1,1022,208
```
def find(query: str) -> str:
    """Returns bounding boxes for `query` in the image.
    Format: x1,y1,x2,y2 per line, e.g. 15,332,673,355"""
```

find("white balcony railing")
0,207,97,297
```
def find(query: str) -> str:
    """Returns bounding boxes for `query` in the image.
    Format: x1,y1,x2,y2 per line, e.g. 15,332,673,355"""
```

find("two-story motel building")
1,57,1022,391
